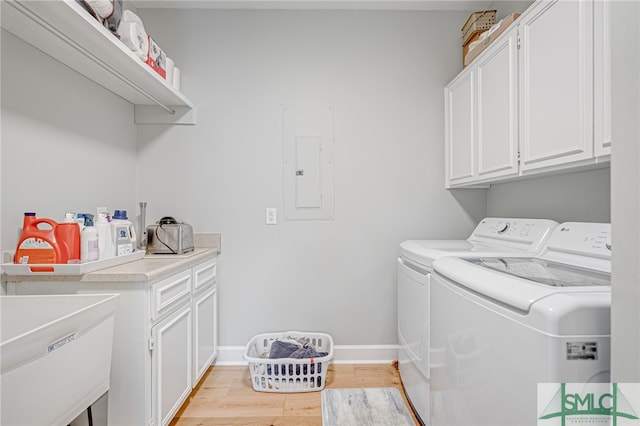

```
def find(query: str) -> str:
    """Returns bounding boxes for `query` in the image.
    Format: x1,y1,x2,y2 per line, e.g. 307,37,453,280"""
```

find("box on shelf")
463,31,484,67
461,10,496,46
145,35,166,79
464,13,521,67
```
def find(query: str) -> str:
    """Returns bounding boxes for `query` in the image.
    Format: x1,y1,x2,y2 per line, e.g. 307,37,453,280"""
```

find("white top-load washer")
397,218,558,424
429,222,612,426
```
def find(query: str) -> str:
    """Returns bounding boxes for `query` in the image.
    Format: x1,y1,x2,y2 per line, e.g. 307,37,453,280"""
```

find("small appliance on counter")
146,216,194,255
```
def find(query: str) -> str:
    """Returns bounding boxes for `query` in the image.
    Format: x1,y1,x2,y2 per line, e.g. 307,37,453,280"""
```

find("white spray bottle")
96,212,115,259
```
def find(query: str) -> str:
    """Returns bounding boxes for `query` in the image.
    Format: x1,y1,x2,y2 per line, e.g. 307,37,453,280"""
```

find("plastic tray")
1,251,145,275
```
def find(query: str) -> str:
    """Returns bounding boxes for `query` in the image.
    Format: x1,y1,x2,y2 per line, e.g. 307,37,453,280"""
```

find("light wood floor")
170,363,420,425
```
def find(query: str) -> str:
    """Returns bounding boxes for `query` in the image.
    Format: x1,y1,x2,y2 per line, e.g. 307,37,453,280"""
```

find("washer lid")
432,257,610,313
399,240,528,269
464,257,611,287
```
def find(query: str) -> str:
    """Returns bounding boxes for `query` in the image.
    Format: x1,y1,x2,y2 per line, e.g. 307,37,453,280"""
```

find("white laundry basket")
243,331,333,393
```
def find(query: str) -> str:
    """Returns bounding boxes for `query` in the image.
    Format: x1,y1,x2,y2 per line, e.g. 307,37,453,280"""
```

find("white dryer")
429,222,612,426
397,218,558,424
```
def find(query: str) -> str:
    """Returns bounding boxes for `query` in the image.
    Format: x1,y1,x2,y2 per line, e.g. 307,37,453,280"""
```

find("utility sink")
1,294,119,426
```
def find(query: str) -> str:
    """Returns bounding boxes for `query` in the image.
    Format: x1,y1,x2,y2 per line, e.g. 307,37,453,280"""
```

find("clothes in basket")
267,338,329,359
265,337,329,376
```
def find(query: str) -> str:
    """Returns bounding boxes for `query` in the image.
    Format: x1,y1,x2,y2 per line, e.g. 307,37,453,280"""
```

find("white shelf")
1,0,196,124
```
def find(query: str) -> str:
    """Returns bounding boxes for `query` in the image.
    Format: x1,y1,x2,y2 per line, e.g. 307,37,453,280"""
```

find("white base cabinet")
193,286,218,384
6,255,218,426
152,305,192,426
191,259,218,385
445,0,611,188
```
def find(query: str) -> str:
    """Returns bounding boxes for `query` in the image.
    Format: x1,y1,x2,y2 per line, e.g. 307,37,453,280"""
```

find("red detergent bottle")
14,213,64,264
57,213,81,263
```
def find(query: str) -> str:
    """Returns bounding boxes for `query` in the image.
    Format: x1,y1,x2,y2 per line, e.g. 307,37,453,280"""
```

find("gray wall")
610,0,640,382
486,168,610,223
1,31,138,261
492,1,535,20
135,9,487,346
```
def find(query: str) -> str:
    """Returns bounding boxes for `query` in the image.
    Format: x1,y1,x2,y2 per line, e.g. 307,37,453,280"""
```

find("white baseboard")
215,344,399,366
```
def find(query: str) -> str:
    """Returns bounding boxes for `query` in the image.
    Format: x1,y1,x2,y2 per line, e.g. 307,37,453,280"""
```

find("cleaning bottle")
76,213,88,230
97,207,110,221
57,213,81,263
14,213,63,264
96,212,115,259
81,214,99,262
111,209,137,256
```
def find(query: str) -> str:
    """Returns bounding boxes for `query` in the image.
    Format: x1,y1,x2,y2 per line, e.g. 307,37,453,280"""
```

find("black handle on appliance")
159,216,178,225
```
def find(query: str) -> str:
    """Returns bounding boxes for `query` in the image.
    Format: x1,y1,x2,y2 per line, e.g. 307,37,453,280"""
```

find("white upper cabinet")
445,0,611,189
445,70,476,186
519,0,593,171
445,28,519,188
476,27,519,181
1,0,196,124
594,0,612,157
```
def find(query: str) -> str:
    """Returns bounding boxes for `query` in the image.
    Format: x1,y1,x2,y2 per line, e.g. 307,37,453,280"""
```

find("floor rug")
321,387,415,426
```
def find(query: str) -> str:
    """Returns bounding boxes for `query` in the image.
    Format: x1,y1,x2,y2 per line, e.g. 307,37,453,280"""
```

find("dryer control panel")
539,222,612,272
471,218,558,250
545,222,612,259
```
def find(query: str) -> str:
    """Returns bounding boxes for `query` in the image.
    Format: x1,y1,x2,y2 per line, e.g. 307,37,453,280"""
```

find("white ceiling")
130,0,496,11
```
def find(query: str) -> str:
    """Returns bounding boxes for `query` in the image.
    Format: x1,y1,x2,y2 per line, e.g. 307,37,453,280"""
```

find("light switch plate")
266,208,277,225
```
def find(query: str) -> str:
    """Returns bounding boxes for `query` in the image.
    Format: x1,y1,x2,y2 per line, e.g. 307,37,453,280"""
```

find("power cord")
155,223,177,254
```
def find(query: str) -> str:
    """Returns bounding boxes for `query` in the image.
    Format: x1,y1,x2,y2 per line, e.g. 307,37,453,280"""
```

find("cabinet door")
519,0,594,171
445,69,475,187
476,28,519,180
152,304,192,426
193,285,218,385
594,0,612,157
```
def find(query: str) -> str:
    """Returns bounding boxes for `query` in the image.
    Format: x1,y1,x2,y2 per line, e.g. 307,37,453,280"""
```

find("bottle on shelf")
96,212,115,260
111,209,137,256
57,213,81,263
81,214,99,262
14,213,61,264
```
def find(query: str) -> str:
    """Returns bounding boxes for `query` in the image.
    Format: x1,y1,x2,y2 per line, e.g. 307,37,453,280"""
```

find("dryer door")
397,257,430,378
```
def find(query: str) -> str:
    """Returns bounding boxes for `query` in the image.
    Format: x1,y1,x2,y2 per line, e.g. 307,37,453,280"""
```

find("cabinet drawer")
193,259,216,292
151,270,192,321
